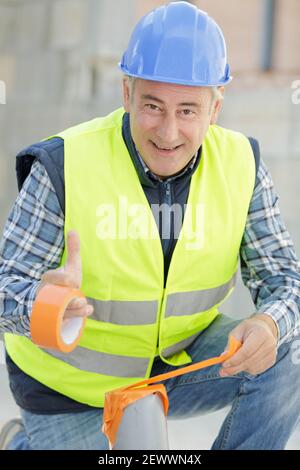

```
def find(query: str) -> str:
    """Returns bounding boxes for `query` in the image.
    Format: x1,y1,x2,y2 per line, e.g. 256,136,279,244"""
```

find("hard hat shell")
119,1,231,87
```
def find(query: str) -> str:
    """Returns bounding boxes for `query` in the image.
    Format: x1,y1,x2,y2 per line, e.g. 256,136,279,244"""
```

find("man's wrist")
251,313,279,342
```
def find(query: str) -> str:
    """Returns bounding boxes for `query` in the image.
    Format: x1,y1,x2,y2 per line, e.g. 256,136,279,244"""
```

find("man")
1,2,300,450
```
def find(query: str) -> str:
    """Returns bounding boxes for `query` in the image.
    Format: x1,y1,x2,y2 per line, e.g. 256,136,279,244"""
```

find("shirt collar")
137,150,198,183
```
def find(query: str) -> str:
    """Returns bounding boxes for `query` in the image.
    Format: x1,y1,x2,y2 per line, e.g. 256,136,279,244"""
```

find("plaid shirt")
1,157,300,347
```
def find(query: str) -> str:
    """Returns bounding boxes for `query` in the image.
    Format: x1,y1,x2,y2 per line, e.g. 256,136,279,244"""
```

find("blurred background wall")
0,0,300,449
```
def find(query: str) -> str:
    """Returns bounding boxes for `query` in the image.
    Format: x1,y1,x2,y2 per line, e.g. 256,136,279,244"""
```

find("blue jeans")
9,314,300,450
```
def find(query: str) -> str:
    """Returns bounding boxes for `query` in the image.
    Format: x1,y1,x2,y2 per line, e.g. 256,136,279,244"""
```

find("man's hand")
36,230,94,320
219,314,278,377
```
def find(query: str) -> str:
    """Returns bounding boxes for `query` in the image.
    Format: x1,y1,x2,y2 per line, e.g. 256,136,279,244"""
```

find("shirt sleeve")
0,160,64,337
240,159,300,346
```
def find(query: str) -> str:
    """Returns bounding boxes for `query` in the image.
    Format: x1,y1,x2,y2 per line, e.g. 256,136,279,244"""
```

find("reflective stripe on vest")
87,271,236,325
165,272,237,318
162,331,200,358
47,347,150,378
88,298,158,325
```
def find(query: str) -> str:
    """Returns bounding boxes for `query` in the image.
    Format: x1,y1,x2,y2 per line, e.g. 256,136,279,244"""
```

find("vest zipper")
156,181,172,351
161,181,172,256
165,182,171,203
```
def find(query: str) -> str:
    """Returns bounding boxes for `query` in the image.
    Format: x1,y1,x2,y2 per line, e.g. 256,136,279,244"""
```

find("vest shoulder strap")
16,137,65,214
248,137,260,182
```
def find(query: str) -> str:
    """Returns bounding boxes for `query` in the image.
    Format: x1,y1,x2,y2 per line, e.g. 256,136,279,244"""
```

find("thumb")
221,327,245,356
64,230,82,278
221,339,230,356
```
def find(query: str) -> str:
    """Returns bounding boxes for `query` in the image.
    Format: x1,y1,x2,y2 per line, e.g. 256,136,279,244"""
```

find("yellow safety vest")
5,108,255,407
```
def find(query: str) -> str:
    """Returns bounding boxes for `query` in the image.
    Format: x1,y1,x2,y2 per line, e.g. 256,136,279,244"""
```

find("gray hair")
125,75,223,109
211,87,224,102
125,75,136,99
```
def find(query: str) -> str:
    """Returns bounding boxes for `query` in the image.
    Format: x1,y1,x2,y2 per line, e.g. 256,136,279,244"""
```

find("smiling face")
123,78,224,179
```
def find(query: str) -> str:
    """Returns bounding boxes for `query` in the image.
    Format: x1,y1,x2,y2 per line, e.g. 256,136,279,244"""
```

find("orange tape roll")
30,284,86,353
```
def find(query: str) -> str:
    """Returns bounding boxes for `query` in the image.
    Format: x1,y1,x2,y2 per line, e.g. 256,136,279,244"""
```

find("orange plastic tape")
103,384,169,448
103,335,241,447
30,284,86,353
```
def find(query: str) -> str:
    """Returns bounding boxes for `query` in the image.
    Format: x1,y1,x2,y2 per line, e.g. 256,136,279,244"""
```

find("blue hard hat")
119,1,231,87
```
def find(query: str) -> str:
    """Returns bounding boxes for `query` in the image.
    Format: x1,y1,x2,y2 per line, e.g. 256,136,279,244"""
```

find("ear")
122,77,131,113
210,87,225,125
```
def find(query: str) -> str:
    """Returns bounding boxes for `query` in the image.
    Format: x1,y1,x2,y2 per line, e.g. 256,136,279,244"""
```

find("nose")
156,113,179,145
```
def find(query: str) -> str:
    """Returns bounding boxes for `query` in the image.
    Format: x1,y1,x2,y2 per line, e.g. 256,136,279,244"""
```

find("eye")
145,103,160,112
180,109,195,117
